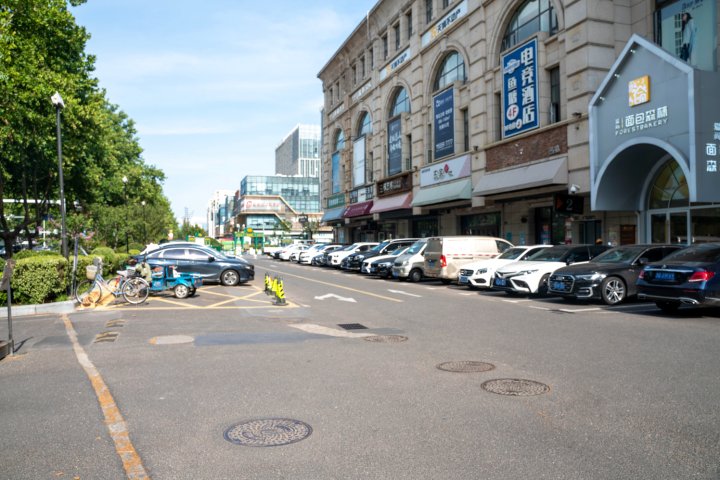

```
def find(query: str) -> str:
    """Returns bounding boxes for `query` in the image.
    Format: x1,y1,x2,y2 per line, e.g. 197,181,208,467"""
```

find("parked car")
362,245,411,277
312,245,345,266
342,238,418,271
138,244,254,286
276,244,307,261
458,245,548,289
493,244,610,296
287,245,309,262
392,239,429,282
424,236,514,284
548,244,683,305
327,242,378,268
297,243,332,264
636,242,720,312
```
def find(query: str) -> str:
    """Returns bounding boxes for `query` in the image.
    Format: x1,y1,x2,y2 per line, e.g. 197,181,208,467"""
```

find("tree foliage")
0,0,176,258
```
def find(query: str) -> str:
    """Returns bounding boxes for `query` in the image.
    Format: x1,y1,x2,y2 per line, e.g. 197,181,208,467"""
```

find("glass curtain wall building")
275,124,321,177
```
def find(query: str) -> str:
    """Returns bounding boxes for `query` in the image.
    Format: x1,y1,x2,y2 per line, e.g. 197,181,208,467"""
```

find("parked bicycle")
75,258,149,306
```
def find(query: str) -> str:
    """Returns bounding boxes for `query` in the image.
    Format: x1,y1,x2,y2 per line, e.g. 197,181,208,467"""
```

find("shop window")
648,160,688,209
501,0,558,52
434,51,466,91
461,213,501,236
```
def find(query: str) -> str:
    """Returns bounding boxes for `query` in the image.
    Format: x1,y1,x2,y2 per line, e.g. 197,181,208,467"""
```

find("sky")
72,1,377,228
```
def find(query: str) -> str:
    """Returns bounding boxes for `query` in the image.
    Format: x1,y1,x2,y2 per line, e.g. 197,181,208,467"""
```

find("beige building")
318,0,720,246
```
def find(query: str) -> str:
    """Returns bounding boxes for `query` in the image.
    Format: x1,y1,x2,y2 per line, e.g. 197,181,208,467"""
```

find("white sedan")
457,245,548,289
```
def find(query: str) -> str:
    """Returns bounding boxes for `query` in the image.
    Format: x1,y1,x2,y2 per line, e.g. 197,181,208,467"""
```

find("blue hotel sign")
502,37,538,138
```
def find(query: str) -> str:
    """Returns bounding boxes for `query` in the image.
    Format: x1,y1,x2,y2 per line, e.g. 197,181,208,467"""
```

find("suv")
342,238,419,271
328,242,378,268
493,244,610,296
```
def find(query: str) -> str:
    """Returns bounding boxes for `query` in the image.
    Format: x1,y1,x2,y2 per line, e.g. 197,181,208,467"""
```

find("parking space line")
150,297,203,308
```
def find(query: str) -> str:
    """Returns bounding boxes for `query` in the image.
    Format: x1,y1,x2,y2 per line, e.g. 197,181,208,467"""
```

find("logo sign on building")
420,154,471,187
241,199,282,212
331,151,341,194
380,48,411,81
502,38,539,138
433,88,455,159
327,193,346,209
353,137,366,187
388,117,402,176
628,75,650,106
421,0,468,47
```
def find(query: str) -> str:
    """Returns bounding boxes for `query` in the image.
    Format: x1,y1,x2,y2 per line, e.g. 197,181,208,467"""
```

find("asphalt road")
1,255,719,479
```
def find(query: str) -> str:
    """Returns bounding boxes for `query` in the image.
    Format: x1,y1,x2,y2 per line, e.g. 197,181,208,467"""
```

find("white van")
423,236,513,283
391,239,428,282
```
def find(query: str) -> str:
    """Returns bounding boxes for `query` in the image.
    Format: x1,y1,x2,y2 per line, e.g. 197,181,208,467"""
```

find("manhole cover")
224,418,312,447
481,378,550,396
437,361,495,373
338,323,368,330
363,335,408,343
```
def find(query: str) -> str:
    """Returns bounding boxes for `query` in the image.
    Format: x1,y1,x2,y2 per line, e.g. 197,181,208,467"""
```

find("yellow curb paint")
61,314,150,479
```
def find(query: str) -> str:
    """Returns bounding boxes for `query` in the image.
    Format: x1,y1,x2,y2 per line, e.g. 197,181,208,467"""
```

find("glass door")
649,211,689,244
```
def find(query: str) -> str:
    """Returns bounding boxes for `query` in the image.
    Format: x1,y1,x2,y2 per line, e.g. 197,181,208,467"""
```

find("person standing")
680,12,696,63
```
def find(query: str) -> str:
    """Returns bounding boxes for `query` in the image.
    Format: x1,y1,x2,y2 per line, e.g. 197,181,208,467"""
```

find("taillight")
688,270,715,282
440,254,447,268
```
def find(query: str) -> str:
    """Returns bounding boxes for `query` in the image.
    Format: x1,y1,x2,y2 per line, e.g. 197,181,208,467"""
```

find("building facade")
275,124,322,177
318,0,720,246
207,189,234,238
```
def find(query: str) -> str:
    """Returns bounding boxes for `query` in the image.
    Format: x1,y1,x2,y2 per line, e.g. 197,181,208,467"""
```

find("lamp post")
122,175,128,252
141,200,146,245
51,92,68,259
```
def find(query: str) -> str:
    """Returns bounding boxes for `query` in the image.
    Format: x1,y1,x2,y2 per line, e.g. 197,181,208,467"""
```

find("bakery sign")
240,199,283,212
377,172,412,197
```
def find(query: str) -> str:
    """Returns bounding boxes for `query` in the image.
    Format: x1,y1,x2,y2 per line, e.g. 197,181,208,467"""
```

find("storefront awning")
412,178,472,207
343,200,374,218
370,192,412,213
320,207,345,223
472,157,568,196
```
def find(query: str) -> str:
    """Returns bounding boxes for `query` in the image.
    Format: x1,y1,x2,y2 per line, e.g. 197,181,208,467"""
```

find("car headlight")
378,261,392,268
356,255,365,261
518,269,539,275
575,273,605,281
476,268,488,274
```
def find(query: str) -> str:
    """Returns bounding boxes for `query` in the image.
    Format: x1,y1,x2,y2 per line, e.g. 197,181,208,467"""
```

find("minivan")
392,239,429,282
424,236,513,284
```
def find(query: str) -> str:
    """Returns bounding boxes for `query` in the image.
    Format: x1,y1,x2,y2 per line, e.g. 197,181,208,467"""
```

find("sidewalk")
0,300,76,318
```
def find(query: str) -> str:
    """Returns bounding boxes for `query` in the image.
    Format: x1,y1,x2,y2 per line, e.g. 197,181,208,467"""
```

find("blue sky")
72,1,376,227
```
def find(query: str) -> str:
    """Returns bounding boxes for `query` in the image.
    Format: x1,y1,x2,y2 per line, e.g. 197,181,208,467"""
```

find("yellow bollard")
274,277,287,306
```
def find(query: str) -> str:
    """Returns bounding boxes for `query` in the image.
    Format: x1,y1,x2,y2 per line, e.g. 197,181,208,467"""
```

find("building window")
406,10,413,39
335,129,346,151
442,0,451,9
433,51,466,91
358,112,372,136
369,47,374,69
549,66,560,123
394,23,401,50
352,65,357,85
425,0,432,24
382,34,388,59
390,87,411,117
462,108,469,152
360,56,366,78
501,0,558,52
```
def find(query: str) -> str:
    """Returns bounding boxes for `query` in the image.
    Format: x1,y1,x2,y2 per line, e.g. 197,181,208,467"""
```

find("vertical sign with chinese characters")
353,137,366,187
706,123,720,174
502,38,538,138
388,117,402,176
433,88,455,159
331,152,341,194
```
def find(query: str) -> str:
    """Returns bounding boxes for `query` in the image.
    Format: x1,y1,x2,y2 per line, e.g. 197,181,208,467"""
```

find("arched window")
501,0,558,51
434,51,466,91
648,160,689,209
357,112,372,136
334,129,346,151
390,87,411,117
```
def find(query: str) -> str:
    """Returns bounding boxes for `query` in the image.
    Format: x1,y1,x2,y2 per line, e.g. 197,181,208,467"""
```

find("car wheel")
601,277,626,305
174,284,190,299
440,279,452,285
536,274,550,296
189,288,196,297
408,268,422,283
656,300,681,313
221,270,240,286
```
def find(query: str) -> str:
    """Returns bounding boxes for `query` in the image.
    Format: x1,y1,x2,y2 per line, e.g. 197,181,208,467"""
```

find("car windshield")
499,247,535,260
527,246,573,262
405,240,426,255
388,246,409,255
661,244,720,262
369,241,391,254
591,246,645,264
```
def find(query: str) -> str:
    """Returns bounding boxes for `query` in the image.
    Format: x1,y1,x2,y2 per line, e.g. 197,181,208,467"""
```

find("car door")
184,247,218,279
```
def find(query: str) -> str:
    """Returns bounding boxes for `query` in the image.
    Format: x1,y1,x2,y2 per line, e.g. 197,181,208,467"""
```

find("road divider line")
61,314,150,479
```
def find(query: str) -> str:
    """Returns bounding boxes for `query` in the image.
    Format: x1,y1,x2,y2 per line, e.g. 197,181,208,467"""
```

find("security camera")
569,184,580,195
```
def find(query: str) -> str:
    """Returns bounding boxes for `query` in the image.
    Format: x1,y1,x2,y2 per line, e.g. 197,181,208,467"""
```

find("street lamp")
141,200,146,245
122,175,128,253
51,92,68,259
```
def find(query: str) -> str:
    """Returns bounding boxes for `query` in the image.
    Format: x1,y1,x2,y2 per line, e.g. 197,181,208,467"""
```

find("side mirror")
637,257,649,265
208,256,215,262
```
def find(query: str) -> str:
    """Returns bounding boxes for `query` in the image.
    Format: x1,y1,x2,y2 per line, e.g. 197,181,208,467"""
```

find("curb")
0,300,76,319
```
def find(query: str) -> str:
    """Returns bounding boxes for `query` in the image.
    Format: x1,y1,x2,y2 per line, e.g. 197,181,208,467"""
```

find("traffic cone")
264,273,271,295
274,277,287,306
271,276,278,297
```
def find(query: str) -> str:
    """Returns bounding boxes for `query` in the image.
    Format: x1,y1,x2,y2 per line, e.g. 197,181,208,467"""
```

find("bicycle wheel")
122,277,150,304
75,279,101,306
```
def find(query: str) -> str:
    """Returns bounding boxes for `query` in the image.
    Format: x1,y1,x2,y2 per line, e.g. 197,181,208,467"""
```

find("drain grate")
437,361,495,373
224,418,312,447
105,319,125,328
94,332,119,343
481,378,550,396
338,323,368,330
363,335,408,343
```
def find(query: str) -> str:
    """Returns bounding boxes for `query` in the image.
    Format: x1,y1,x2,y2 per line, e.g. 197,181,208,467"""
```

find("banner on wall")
502,37,539,139
331,151,341,194
658,0,716,71
433,88,455,159
388,117,402,176
353,137,365,187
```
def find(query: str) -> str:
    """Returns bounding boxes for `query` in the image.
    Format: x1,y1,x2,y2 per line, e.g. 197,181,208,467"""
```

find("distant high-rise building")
275,124,321,177
207,189,233,238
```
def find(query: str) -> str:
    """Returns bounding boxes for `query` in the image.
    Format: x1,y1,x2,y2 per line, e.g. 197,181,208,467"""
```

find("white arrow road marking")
387,289,422,298
290,323,373,338
314,293,357,303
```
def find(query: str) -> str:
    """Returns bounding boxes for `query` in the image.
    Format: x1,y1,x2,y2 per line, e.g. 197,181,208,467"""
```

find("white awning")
473,157,568,196
412,178,472,207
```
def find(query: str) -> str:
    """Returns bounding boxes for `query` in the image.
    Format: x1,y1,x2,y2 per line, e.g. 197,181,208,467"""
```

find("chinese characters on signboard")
433,88,454,159
614,106,669,135
706,123,720,173
388,118,402,176
421,0,468,47
502,38,538,138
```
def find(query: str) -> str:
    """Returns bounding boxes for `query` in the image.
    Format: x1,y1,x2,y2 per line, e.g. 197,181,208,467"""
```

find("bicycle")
75,258,149,306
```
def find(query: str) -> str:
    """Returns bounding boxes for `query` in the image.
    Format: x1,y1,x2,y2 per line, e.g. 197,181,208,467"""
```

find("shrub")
9,255,67,305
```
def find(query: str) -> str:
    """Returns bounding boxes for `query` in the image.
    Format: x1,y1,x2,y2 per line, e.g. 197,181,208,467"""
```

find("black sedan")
637,242,720,313
138,244,254,286
548,244,682,305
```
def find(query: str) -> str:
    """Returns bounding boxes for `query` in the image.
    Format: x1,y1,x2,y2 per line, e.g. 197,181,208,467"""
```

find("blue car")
637,242,720,313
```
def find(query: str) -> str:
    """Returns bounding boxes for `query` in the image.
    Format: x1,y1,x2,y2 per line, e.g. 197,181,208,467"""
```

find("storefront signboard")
433,88,454,159
377,172,412,197
421,0,468,47
327,193,346,209
388,117,402,176
501,37,538,138
380,48,411,81
420,154,471,187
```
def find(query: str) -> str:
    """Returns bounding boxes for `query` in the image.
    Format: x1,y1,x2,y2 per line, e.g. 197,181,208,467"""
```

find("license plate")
427,260,435,267
551,281,566,291
392,271,399,278
494,277,506,287
458,276,468,284
654,271,675,281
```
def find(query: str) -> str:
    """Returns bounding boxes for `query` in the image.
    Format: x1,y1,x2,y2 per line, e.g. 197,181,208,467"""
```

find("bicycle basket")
86,265,98,280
